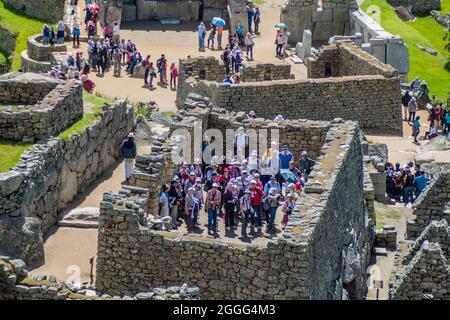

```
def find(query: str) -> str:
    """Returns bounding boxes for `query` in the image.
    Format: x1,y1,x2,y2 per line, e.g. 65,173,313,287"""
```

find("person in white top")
112,22,120,45
234,127,249,158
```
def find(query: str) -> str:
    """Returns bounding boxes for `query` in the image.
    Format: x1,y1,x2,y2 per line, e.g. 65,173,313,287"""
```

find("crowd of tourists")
154,136,317,238
385,161,432,205
403,76,450,143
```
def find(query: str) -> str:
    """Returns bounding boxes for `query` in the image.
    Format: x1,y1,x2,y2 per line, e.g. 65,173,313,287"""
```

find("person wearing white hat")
205,182,221,234
185,187,200,232
264,187,281,232
247,150,260,173
120,132,137,183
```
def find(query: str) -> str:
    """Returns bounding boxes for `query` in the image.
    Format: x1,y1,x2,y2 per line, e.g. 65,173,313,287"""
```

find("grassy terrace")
58,92,113,140
0,92,114,172
0,140,32,173
361,0,450,101
0,1,52,71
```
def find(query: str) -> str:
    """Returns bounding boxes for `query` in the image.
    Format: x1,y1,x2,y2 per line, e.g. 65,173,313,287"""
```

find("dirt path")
67,0,306,110
366,203,413,300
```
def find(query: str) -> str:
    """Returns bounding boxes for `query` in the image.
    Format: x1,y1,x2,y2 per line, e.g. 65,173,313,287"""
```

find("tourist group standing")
158,140,313,238
402,76,450,143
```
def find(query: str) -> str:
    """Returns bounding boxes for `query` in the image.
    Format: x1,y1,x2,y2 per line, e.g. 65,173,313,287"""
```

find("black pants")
225,205,235,228
408,111,415,122
73,35,80,47
144,69,149,84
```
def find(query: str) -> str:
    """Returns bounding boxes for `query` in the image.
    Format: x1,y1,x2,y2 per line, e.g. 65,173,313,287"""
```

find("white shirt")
113,25,120,36
236,133,247,150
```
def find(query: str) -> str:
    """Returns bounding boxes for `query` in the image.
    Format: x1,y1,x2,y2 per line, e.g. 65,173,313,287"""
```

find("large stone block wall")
95,120,374,299
178,75,402,135
406,172,450,240
280,0,358,43
0,100,134,265
0,74,83,142
2,0,66,23
307,41,398,78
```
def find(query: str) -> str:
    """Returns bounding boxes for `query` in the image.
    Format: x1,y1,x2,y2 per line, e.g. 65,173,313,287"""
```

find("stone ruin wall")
0,254,200,300
0,24,17,74
406,172,450,240
0,100,134,266
176,50,402,135
389,219,450,300
2,0,66,23
0,74,83,142
95,117,375,299
21,34,69,73
280,0,358,43
307,41,399,79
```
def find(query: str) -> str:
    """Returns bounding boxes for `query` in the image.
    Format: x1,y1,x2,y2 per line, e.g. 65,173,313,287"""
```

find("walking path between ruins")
72,0,307,110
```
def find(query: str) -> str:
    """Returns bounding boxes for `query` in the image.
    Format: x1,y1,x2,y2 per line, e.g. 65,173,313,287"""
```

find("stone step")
58,220,98,229
373,247,388,256
289,55,303,64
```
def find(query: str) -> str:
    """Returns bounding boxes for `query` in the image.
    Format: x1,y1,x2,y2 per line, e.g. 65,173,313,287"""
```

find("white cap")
250,180,256,184
128,132,135,138
301,151,307,156
212,183,219,188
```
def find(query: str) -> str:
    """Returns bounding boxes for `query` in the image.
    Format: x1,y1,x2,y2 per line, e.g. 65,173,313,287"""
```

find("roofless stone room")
0,0,449,309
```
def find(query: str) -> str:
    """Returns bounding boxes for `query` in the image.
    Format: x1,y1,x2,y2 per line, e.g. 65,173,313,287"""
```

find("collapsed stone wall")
406,172,450,239
0,100,134,266
0,73,83,142
308,41,398,78
96,118,374,299
0,254,199,300
2,0,66,23
387,0,441,15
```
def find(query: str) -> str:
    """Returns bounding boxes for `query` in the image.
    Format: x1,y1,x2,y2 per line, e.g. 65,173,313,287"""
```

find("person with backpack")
157,54,167,85
207,23,216,49
205,183,221,235
407,97,418,123
42,24,51,45
198,22,207,51
249,180,265,234
240,189,254,237
245,32,255,60
119,132,137,183
142,55,151,86
281,193,295,229
223,183,238,232
185,187,200,232
264,188,281,233
221,44,231,75
402,167,415,206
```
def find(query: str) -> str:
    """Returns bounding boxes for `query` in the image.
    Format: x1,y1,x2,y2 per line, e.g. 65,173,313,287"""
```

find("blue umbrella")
212,17,226,27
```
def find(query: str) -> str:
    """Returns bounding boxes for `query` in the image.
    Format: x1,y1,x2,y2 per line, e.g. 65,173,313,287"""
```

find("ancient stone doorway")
199,0,204,21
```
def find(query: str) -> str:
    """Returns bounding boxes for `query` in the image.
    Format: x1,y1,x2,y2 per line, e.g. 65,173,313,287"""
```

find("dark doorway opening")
199,0,205,21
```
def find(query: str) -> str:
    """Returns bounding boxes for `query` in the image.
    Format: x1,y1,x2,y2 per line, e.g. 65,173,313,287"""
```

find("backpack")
263,196,270,211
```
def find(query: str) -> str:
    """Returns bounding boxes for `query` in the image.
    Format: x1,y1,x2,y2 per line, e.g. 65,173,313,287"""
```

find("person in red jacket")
248,180,265,233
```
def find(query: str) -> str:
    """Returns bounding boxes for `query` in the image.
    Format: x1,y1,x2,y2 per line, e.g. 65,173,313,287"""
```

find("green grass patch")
0,139,32,173
252,0,265,5
0,1,54,71
361,0,450,101
162,111,173,117
374,201,401,230
0,50,6,63
134,103,151,118
58,92,113,140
